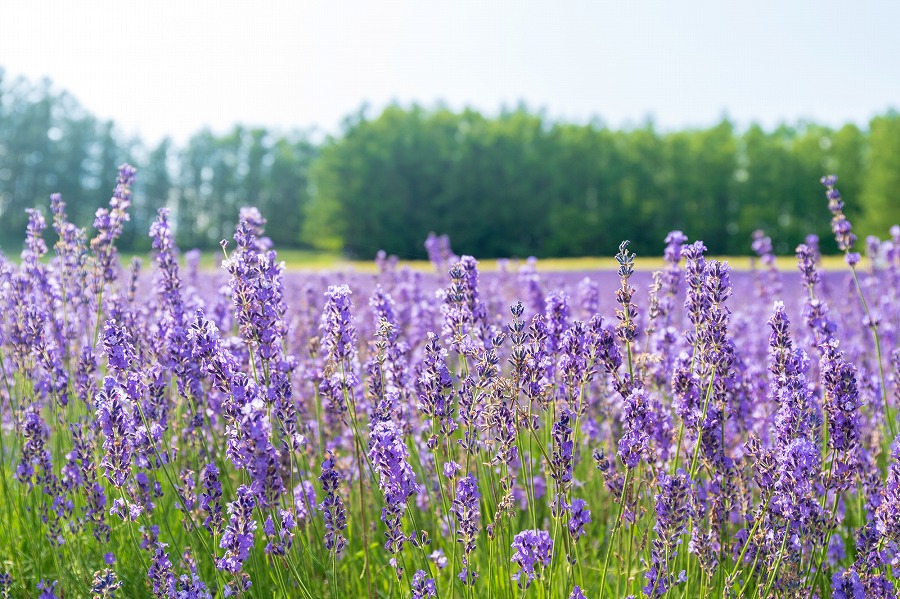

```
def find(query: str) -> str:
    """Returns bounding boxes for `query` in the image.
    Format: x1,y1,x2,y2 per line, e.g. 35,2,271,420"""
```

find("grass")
175,251,854,273
2,247,858,273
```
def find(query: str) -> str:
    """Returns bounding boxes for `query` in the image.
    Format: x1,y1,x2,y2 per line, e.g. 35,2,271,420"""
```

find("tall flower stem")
599,468,630,595
847,266,896,439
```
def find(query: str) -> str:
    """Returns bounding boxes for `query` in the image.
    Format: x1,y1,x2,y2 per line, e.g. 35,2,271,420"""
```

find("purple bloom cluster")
644,469,691,597
90,164,136,287
567,497,592,541
199,462,223,535
319,451,347,556
216,485,257,574
368,419,419,553
95,382,133,490
618,387,651,469
822,175,859,264
410,569,437,599
90,569,122,598
510,529,553,588
451,474,481,585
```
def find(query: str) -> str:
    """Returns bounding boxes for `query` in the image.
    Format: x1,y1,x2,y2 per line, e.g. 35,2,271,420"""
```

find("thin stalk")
599,468,630,595
759,528,790,599
848,264,895,439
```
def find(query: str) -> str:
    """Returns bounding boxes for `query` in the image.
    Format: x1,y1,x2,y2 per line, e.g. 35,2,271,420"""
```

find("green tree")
264,133,317,247
861,111,900,237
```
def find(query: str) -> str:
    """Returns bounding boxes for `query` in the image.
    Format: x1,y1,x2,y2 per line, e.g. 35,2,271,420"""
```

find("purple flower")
772,438,823,534
190,311,283,504
820,339,862,475
410,570,436,598
796,243,819,289
832,569,865,599
876,434,900,540
69,423,109,541
293,480,317,524
90,164,136,287
442,461,461,479
264,509,295,556
768,303,820,449
664,230,688,263
511,529,553,588
223,216,287,367
417,331,457,447
644,470,691,596
618,387,651,469
569,586,587,599
236,207,273,252
682,241,708,329
440,257,487,353
614,241,637,344
320,285,357,364
567,498,592,541
20,207,49,303
451,475,481,585
821,175,858,256
36,580,59,599
95,381,133,489
424,232,456,272
91,569,122,598
200,462,223,535
592,448,624,498
102,318,136,380
551,409,575,501
150,208,205,418
319,285,358,425
216,485,257,574
50,193,87,290
319,451,347,556
176,569,212,599
148,543,176,598
521,313,553,402
559,322,589,401
672,353,702,431
149,208,183,321
222,574,252,598
545,290,570,354
796,243,838,346
751,229,774,265
368,419,419,553
577,277,600,318
15,408,52,489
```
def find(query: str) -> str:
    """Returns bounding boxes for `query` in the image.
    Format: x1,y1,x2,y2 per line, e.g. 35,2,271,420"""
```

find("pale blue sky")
1,0,897,144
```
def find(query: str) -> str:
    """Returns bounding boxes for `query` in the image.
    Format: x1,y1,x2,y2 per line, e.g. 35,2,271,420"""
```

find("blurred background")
0,0,898,259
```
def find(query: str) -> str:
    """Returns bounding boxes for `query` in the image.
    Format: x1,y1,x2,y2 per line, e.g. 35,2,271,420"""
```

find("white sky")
1,0,898,145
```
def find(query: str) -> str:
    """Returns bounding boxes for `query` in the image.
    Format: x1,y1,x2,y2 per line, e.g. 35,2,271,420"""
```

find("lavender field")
1,165,899,598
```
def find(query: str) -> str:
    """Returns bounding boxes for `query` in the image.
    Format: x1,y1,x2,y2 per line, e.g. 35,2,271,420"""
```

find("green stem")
599,468,630,595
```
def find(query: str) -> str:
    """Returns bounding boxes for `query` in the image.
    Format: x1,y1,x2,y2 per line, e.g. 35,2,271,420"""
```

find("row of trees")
0,71,317,252
1,69,898,258
310,106,900,258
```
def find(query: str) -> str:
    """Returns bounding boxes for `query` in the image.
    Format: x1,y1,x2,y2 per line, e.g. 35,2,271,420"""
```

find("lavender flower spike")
410,570,437,598
511,529,553,589
821,175,859,265
452,474,481,586
368,419,419,553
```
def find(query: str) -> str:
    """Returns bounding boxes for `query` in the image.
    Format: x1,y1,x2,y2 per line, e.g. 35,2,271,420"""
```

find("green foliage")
1,70,899,257
307,106,890,258
0,72,135,249
861,111,900,237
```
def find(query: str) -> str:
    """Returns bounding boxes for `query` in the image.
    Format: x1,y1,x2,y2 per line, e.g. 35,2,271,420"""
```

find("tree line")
1,69,898,259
